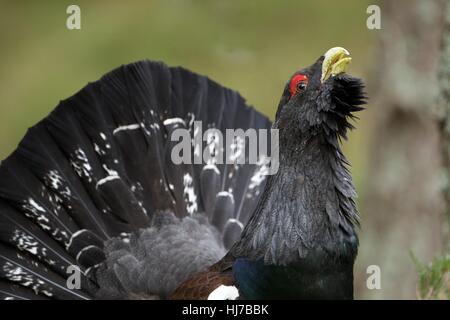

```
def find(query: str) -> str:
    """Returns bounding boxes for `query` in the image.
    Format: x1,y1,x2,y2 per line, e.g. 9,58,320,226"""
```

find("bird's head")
275,47,366,139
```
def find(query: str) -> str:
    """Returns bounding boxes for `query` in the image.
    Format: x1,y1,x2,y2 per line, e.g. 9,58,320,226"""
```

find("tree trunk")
437,0,450,250
355,0,446,299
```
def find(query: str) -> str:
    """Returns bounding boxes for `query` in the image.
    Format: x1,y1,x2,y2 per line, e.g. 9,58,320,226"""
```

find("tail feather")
200,165,222,220
0,280,50,300
0,243,91,299
0,60,272,299
14,125,113,238
163,120,198,218
48,89,149,235
0,201,78,276
0,156,79,243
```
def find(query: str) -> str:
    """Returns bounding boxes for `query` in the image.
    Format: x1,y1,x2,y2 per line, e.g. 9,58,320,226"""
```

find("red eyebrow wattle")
289,74,308,96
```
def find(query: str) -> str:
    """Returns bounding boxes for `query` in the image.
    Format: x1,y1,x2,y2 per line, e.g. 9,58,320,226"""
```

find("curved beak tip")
321,47,352,83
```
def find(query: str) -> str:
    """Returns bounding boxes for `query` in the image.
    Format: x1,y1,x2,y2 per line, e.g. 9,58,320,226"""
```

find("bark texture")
355,0,446,299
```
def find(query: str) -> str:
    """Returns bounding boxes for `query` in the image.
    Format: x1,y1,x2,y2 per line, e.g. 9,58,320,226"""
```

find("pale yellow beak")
321,47,352,83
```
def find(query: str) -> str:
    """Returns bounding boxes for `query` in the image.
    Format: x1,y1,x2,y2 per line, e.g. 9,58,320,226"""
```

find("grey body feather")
95,211,226,299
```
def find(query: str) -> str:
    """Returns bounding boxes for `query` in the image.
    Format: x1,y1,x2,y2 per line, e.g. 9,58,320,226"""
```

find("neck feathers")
231,74,365,266
231,116,359,266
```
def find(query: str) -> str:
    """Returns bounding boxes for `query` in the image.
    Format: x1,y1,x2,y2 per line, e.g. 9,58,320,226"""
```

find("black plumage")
172,49,366,300
0,47,366,300
0,60,270,299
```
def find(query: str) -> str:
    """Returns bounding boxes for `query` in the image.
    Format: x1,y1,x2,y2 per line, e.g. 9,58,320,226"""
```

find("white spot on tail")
207,285,239,300
228,135,245,162
46,170,72,197
226,218,244,229
96,165,120,188
71,148,93,182
248,156,269,192
217,191,235,204
183,173,198,215
66,229,88,250
47,170,62,189
113,124,140,135
96,175,120,188
203,164,220,175
28,199,45,213
12,230,45,257
163,117,185,126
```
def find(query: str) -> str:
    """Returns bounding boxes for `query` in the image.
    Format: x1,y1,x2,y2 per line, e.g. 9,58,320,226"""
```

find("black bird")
0,47,365,300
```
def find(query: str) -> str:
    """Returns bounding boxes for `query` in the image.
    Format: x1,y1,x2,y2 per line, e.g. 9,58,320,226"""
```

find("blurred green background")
3,0,429,299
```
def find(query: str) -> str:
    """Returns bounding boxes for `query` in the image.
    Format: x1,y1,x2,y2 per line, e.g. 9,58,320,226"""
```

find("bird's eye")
289,74,308,97
297,81,307,91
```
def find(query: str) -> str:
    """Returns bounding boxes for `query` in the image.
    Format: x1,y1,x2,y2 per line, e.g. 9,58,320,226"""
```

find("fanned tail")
0,60,272,299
